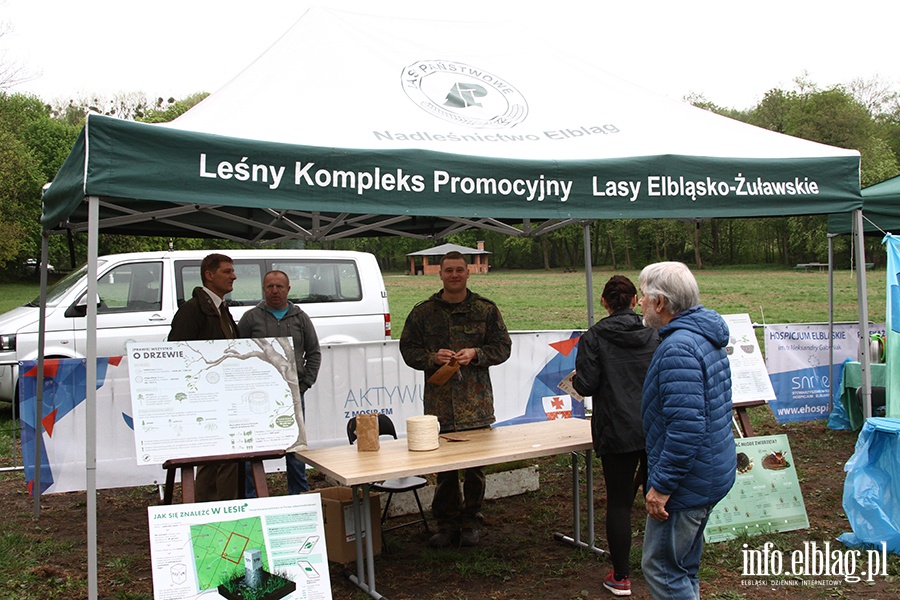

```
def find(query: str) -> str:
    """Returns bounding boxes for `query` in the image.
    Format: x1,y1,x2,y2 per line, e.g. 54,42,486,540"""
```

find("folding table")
297,418,599,599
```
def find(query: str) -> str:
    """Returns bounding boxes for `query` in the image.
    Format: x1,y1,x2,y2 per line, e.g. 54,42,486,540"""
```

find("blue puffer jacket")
642,305,736,512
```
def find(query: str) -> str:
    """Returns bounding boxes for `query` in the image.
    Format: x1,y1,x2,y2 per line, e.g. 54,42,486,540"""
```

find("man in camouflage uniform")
400,251,512,548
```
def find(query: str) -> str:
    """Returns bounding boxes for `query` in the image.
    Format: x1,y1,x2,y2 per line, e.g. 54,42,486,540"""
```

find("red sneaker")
603,571,632,596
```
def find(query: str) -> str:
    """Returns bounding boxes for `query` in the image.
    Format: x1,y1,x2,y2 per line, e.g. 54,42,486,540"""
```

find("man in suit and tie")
168,253,239,501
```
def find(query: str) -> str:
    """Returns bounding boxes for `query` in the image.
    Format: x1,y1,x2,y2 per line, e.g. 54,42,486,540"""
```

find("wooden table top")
296,418,592,486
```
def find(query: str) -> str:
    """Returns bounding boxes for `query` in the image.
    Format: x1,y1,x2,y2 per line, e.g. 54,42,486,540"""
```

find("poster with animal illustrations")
705,434,809,542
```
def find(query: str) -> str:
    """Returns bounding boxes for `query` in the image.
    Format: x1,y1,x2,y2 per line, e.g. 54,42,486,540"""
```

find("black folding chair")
347,414,430,547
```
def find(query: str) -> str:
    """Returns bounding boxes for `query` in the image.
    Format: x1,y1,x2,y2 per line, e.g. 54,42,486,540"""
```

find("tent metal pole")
582,222,595,327
853,209,872,420
32,230,51,518
827,234,835,416
86,196,99,600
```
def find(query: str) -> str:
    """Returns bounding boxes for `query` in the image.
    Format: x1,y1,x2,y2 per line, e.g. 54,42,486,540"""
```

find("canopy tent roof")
828,175,900,236
42,8,861,243
33,11,871,600
407,243,490,257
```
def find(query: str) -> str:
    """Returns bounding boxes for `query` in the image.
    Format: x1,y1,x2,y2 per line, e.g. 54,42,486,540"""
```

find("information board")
764,322,883,423
148,494,331,599
705,434,809,542
722,313,777,407
127,338,299,464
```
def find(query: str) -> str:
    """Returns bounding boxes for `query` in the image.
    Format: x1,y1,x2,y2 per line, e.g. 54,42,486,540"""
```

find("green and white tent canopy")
829,175,900,236
42,8,861,243
35,12,871,600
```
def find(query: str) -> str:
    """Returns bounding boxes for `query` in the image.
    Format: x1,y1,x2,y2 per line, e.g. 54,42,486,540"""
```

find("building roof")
406,243,491,257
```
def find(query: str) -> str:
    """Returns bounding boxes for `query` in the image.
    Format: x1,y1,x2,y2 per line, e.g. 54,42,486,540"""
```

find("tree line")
0,73,898,278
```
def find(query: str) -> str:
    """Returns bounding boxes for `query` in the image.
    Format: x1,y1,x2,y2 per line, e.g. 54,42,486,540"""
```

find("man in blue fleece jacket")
637,262,736,600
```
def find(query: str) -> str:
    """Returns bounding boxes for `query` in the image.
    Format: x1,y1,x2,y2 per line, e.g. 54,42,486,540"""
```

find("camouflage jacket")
400,289,512,432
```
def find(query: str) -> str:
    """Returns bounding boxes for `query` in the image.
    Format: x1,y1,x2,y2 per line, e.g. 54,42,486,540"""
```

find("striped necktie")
219,303,235,339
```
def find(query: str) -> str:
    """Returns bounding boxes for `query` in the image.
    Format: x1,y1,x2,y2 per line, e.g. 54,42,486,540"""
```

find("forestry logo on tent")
402,60,528,129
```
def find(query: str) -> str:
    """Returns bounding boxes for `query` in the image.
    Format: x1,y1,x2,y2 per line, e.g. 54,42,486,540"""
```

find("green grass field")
0,267,885,339
0,284,42,314
385,267,885,338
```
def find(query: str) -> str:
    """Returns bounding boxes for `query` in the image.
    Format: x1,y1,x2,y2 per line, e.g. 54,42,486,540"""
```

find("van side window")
230,263,264,306
272,260,362,303
174,261,264,307
97,262,163,313
176,265,200,307
173,258,364,307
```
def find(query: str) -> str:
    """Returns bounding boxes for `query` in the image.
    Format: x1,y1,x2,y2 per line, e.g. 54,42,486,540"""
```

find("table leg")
585,450,595,545
350,485,365,587
346,483,385,599
554,450,606,556
572,451,581,542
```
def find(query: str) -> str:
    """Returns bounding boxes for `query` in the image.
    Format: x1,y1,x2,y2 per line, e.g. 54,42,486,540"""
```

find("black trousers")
601,449,646,577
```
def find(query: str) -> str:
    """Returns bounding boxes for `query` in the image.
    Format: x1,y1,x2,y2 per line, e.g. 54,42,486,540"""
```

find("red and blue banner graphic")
20,332,586,495
19,357,121,495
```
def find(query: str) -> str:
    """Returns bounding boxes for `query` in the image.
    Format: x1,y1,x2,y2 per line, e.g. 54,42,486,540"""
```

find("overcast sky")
3,0,898,110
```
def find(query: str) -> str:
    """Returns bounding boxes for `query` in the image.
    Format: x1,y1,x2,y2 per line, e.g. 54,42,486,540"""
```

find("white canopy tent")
37,8,867,598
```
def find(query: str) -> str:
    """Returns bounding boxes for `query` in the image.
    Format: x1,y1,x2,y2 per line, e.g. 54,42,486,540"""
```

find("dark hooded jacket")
572,308,659,455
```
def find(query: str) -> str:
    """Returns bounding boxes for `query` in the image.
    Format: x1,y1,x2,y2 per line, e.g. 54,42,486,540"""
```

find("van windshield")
26,262,101,308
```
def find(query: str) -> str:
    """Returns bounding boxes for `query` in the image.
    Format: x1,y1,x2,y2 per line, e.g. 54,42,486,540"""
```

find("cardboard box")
316,486,382,564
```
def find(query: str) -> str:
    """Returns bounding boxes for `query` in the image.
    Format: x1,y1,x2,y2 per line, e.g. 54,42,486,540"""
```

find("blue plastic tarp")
839,417,900,552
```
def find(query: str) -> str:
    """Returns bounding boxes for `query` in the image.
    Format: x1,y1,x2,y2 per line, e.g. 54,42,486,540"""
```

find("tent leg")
827,234,835,415
853,209,872,420
33,231,51,518
86,196,100,600
582,222,594,328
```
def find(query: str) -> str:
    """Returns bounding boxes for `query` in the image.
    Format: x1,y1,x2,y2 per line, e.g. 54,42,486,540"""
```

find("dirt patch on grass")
2,406,899,599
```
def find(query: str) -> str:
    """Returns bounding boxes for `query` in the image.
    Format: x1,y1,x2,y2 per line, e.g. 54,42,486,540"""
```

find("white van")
0,249,391,402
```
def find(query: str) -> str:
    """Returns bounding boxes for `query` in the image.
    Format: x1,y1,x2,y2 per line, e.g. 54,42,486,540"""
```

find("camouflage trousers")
432,467,486,532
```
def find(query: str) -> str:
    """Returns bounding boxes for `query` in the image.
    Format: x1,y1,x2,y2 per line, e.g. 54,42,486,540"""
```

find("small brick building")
407,242,491,275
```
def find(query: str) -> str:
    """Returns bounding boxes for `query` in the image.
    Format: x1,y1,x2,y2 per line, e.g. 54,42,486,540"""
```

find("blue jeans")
641,506,713,600
244,452,309,497
245,395,309,497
